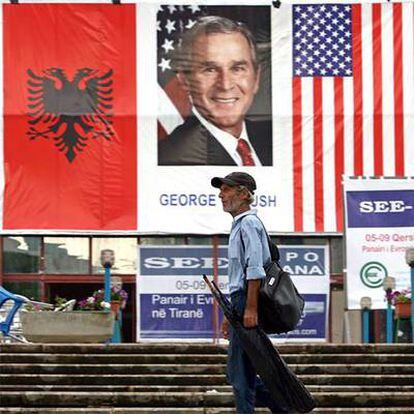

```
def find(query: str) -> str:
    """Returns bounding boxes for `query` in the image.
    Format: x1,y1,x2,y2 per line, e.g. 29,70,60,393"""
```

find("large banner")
344,177,414,309
1,2,414,233
2,3,137,231
137,1,414,235
137,245,329,342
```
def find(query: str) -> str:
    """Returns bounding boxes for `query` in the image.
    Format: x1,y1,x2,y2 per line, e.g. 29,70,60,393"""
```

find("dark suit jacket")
158,116,272,166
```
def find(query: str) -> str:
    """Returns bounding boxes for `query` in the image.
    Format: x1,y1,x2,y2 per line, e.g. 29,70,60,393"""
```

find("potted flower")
385,288,411,318
86,287,128,316
77,294,110,311
110,286,128,316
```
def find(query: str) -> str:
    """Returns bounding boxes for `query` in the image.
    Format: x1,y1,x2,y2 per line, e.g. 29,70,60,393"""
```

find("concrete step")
2,384,414,393
1,391,414,408
0,374,228,386
2,363,413,375
2,373,414,386
1,343,413,354
1,352,412,364
1,409,414,414
0,385,234,393
0,410,207,414
1,343,413,412
0,354,227,365
0,344,229,355
0,364,225,375
300,375,414,385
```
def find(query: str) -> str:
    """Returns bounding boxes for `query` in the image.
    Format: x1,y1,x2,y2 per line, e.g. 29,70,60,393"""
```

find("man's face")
219,184,246,215
181,32,260,137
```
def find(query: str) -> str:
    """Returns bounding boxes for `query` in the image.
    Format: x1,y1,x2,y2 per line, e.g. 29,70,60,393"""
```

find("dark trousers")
227,290,289,414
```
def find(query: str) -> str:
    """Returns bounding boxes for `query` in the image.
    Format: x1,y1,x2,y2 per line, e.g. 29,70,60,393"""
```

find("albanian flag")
3,4,136,231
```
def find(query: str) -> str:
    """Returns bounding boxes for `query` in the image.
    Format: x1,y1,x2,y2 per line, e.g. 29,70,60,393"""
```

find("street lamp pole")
383,276,396,344
405,248,414,342
100,250,115,304
360,296,372,344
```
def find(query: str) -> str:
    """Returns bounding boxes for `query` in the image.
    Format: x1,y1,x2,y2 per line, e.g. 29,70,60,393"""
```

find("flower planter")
20,311,114,343
394,302,411,319
110,300,121,316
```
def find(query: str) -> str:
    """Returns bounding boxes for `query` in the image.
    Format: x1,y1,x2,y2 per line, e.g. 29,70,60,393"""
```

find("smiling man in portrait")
158,15,272,166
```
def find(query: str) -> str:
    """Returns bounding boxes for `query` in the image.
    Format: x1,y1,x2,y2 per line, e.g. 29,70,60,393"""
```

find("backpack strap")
255,216,280,263
238,214,280,263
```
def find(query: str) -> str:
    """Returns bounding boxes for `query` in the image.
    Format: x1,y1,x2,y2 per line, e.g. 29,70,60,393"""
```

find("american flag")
274,2,414,233
157,5,206,138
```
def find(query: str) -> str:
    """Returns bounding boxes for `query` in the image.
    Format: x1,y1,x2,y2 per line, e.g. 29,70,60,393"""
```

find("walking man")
211,172,289,413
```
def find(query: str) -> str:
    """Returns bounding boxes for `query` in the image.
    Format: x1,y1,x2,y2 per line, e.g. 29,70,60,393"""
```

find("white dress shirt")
192,107,262,166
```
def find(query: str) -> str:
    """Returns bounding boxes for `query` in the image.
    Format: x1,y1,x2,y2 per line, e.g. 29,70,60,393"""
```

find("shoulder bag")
240,216,305,334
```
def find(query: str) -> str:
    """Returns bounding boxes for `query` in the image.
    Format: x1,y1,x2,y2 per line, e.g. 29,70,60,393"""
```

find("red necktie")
236,139,255,166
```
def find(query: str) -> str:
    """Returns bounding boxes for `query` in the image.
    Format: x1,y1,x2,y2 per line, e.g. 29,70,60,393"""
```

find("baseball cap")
211,172,256,193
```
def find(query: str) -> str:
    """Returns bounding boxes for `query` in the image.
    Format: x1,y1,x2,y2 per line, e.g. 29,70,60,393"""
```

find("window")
272,236,327,245
44,237,89,274
3,281,41,301
186,236,212,245
3,237,40,273
139,237,185,245
92,237,137,274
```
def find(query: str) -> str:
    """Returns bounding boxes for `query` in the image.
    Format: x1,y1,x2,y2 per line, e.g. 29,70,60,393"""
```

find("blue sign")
139,293,326,340
347,190,414,228
139,293,223,339
140,247,228,276
138,245,329,341
140,246,326,276
280,248,325,276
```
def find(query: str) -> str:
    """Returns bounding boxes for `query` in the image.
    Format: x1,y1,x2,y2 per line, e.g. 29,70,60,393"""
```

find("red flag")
3,4,136,231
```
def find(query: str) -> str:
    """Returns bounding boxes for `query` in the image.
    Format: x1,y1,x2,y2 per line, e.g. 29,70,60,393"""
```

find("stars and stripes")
293,4,353,77
274,2,414,233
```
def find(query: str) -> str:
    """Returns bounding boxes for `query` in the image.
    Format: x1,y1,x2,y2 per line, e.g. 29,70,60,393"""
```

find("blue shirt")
227,209,271,294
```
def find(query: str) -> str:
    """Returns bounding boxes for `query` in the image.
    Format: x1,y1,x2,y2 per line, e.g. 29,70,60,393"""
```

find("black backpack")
240,216,305,334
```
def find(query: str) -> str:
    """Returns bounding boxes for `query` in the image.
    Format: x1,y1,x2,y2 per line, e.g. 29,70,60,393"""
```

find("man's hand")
244,279,261,328
243,306,258,328
221,318,230,339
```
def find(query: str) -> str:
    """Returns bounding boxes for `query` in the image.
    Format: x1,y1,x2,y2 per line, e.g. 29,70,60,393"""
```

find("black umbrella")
203,275,316,413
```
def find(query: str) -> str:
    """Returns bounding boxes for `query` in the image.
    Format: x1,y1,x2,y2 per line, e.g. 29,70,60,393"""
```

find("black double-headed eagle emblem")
27,68,114,162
